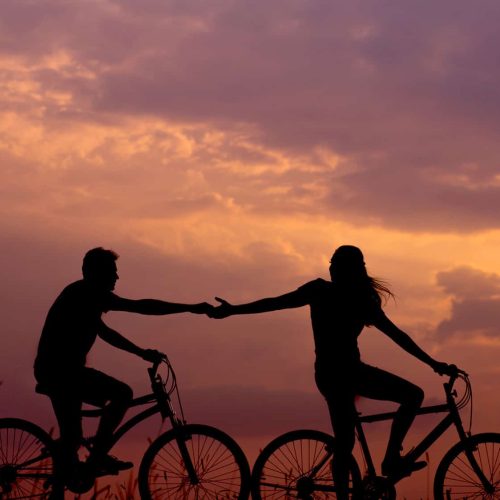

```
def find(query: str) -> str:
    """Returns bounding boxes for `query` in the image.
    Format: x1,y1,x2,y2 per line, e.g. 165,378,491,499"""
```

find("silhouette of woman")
209,245,456,499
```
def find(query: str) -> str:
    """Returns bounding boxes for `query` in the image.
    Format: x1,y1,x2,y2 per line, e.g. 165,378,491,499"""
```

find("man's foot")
381,456,427,477
86,454,133,475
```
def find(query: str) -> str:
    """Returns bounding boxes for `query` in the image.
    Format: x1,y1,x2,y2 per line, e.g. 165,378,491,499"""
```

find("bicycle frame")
79,358,183,452
355,373,492,490
79,358,202,486
252,371,498,499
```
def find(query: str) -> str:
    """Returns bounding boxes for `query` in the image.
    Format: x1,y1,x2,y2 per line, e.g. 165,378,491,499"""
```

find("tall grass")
72,470,138,500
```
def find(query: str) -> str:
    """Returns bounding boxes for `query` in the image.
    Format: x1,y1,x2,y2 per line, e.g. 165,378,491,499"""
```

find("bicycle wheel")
433,432,500,499
0,418,58,499
138,423,251,499
251,429,362,499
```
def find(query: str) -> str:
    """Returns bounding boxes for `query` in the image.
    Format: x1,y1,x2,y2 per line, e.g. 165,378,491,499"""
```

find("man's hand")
190,302,215,314
207,297,234,319
141,349,165,364
432,361,461,377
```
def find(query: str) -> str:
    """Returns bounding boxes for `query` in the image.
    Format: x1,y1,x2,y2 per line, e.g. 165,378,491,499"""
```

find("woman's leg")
316,372,357,500
357,364,425,474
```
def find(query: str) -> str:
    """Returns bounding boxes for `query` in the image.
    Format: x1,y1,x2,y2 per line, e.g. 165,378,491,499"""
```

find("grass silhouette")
71,470,138,499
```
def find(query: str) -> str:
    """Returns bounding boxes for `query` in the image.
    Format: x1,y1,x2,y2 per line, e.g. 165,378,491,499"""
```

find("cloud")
437,266,500,299
3,0,500,232
436,267,500,339
326,164,500,232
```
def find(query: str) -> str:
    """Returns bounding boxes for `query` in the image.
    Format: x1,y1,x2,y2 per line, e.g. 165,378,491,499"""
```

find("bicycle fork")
448,393,495,495
175,430,200,485
158,390,200,486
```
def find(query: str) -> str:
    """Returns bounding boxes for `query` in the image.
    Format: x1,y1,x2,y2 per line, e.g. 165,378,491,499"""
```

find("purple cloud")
3,0,500,231
436,267,500,338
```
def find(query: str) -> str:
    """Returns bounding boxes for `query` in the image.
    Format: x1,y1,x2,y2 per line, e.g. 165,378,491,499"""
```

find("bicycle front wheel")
138,423,251,499
0,418,58,499
251,429,362,499
433,432,500,499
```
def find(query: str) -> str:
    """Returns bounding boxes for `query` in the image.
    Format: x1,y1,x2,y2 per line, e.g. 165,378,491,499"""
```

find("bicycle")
0,355,251,499
251,369,500,499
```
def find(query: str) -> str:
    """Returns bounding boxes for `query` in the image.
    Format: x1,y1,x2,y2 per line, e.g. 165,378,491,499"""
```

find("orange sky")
1,1,500,497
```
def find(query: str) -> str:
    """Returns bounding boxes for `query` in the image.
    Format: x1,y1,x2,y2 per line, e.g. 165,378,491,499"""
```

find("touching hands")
207,297,234,319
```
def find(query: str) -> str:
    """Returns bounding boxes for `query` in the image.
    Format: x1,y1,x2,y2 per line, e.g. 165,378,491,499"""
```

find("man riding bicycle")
34,247,212,478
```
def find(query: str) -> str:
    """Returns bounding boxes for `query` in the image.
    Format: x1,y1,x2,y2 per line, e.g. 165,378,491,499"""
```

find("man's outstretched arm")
111,297,213,315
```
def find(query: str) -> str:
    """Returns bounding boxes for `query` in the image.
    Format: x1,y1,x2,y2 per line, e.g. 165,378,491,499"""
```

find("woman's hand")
432,361,460,376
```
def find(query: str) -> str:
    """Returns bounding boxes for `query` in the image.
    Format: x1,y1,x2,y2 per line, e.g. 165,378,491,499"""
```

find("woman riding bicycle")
209,244,457,499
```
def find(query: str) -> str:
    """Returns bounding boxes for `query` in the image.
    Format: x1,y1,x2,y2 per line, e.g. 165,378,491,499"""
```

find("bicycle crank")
362,476,396,500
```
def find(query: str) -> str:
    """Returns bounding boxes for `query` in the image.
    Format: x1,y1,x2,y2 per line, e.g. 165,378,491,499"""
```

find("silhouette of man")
209,245,457,499
34,247,212,476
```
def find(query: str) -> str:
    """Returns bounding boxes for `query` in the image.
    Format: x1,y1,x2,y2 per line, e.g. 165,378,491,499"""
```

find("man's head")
82,247,119,291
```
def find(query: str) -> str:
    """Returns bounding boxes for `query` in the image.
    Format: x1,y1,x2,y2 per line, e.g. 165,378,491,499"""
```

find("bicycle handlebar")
445,365,468,386
146,353,187,422
147,353,170,380
443,367,472,412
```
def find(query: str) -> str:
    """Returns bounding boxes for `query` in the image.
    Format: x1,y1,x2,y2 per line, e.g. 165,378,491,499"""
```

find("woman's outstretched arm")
209,290,309,318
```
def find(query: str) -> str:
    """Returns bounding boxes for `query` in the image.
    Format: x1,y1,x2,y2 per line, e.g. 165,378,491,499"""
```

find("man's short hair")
82,247,119,279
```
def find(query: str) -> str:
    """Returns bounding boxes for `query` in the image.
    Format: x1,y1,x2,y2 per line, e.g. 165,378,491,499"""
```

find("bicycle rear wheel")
0,418,58,499
251,429,362,499
433,432,500,499
138,423,251,499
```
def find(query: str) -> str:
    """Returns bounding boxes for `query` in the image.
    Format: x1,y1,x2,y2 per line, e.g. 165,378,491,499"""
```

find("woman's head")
329,245,367,283
329,245,393,306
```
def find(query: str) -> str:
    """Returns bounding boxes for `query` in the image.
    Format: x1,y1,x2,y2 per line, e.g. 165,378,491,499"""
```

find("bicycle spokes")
437,435,500,499
0,422,55,499
140,424,250,499
251,430,362,499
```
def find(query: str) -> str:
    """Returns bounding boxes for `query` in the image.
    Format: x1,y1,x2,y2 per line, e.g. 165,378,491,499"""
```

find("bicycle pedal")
65,472,95,494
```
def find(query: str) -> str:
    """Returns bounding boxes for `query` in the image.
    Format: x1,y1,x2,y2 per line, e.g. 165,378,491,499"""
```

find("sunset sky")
1,1,500,497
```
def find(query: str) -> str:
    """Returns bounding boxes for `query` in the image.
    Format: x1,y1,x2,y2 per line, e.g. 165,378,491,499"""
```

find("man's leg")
79,368,133,466
49,393,82,477
357,364,425,475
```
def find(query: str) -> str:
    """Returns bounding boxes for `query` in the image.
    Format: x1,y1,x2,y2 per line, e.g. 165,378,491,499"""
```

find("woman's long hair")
330,246,394,317
368,276,394,305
